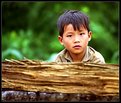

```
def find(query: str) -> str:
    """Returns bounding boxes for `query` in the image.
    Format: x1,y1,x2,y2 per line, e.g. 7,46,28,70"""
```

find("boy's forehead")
64,24,86,31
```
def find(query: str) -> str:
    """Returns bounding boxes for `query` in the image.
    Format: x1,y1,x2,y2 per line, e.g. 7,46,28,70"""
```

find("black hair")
57,10,90,36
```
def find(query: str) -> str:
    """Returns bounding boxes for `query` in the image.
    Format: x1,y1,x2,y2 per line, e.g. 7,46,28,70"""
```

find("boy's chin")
71,51,82,54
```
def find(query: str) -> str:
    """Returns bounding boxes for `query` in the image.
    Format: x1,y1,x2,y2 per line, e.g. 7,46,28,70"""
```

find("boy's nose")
74,35,80,43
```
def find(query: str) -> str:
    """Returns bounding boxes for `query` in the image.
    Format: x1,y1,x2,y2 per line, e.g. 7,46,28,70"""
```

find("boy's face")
58,24,92,55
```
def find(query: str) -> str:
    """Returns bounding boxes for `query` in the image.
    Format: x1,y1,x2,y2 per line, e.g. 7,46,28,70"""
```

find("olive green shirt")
55,46,105,64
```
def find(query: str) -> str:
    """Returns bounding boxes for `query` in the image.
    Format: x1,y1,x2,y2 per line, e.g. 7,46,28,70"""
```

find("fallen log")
2,59,119,102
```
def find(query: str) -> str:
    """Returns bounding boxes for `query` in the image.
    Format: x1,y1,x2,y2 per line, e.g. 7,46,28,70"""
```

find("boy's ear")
58,36,64,45
88,31,92,41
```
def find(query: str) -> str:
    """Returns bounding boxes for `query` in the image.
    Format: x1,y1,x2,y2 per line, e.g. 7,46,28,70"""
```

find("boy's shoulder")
88,46,105,63
56,49,67,57
88,46,103,57
54,49,68,62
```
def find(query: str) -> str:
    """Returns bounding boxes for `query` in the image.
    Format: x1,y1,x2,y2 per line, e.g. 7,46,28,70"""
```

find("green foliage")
2,1,119,64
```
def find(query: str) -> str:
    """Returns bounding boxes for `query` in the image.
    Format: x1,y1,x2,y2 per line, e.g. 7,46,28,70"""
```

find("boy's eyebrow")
66,31,74,34
79,30,83,31
66,29,84,33
78,29,85,32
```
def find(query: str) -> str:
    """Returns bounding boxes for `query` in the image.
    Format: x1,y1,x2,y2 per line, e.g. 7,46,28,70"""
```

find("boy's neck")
69,50,86,62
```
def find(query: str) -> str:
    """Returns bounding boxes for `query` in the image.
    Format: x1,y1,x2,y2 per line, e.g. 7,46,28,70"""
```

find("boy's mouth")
73,45,81,49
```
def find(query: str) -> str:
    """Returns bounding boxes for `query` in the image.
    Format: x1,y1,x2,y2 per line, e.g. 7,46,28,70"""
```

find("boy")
55,10,105,64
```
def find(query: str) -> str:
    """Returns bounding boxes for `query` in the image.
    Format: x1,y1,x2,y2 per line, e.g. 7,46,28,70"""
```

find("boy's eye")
67,35,72,37
80,33,85,35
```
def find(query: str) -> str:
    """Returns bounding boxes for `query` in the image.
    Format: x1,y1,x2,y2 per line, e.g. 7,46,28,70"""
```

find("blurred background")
2,1,119,64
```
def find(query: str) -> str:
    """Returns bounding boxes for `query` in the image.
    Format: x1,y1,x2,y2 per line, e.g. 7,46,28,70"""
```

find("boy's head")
57,10,92,55
57,10,90,37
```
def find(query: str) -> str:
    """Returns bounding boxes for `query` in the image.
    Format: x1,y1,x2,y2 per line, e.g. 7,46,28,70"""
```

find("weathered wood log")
2,59,119,101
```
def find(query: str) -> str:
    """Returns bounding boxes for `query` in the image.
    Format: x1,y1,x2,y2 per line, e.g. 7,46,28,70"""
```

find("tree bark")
2,59,119,101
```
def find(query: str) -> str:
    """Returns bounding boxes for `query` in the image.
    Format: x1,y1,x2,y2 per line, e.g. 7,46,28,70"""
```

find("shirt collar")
64,49,73,62
64,46,92,62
